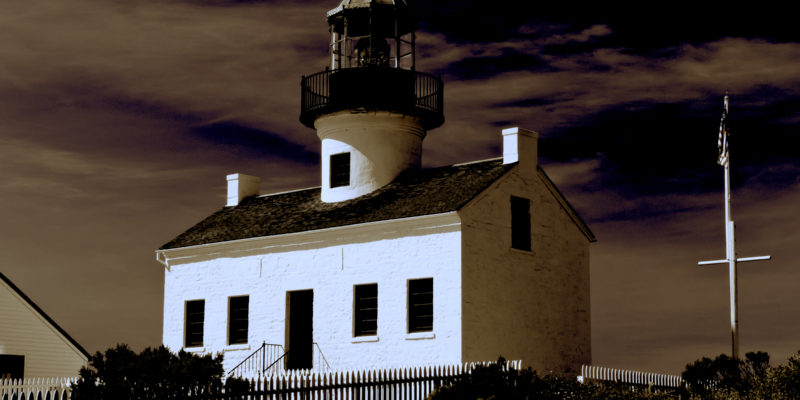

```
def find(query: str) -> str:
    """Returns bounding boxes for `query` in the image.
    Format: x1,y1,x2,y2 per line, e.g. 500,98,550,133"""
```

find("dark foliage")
70,344,249,400
428,357,673,400
681,351,800,400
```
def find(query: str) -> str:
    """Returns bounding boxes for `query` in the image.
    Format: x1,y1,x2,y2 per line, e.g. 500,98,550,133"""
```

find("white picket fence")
229,360,523,399
0,377,77,400
579,364,683,388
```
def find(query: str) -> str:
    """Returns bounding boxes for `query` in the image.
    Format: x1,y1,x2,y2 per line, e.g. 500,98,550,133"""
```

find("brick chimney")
502,127,538,169
226,173,260,206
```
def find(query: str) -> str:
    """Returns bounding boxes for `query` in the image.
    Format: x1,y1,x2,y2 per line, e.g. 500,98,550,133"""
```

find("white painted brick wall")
162,213,462,373
459,165,592,375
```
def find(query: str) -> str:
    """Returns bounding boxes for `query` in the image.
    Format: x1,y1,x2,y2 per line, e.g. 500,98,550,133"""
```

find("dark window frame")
330,152,351,188
511,195,531,251
184,299,205,348
353,283,378,337
407,278,433,333
228,295,249,345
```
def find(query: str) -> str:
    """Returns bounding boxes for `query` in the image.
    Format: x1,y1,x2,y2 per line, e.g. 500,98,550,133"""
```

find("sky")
1,0,798,374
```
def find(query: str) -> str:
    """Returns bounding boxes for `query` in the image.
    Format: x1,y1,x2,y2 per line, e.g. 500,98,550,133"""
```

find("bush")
681,351,800,400
71,344,248,400
428,357,673,400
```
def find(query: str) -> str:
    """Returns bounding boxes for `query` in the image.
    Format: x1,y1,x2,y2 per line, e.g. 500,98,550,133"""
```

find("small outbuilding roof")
0,272,90,359
160,159,514,250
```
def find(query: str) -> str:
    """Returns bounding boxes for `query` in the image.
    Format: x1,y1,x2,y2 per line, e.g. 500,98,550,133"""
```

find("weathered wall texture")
459,164,591,375
162,213,462,373
0,280,87,377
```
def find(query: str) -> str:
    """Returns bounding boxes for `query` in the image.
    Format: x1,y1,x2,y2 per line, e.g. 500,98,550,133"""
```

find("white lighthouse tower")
300,0,444,202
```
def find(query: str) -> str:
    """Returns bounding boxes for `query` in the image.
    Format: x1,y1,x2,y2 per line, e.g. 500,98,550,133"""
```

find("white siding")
0,280,87,377
161,213,462,372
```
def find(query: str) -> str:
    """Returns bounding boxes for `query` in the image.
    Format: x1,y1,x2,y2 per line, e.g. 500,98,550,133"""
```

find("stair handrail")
227,341,285,377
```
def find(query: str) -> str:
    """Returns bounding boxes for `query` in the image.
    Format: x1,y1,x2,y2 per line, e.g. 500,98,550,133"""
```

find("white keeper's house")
0,272,89,379
156,0,595,377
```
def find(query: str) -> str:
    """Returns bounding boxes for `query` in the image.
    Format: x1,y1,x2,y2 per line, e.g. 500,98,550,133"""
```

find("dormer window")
330,152,351,188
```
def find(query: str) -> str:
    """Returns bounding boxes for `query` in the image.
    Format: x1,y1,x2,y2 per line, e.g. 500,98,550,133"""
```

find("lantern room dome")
327,0,407,17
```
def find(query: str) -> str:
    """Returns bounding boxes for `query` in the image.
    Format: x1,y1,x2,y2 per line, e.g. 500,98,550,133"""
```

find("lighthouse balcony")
300,66,444,130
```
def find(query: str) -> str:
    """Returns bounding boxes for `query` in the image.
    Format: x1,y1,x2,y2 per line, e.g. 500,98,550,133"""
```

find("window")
228,296,249,345
185,299,205,348
353,284,378,336
330,152,350,188
511,196,531,251
0,355,24,380
408,278,433,333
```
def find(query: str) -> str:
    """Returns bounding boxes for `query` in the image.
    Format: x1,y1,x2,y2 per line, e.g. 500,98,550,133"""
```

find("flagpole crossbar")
698,255,772,266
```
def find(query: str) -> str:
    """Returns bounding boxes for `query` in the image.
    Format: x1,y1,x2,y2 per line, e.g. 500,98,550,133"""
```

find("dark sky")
1,0,798,374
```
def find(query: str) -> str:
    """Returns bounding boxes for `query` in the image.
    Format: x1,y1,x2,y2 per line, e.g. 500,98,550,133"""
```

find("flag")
717,95,730,166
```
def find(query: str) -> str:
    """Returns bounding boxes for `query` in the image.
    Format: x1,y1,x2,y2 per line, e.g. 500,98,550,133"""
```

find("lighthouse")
300,0,444,202
159,0,593,377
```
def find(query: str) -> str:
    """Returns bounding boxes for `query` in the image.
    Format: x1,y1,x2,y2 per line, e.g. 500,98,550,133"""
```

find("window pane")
408,278,433,333
0,355,24,380
185,300,205,348
354,284,378,336
330,152,350,188
511,196,531,251
229,296,249,345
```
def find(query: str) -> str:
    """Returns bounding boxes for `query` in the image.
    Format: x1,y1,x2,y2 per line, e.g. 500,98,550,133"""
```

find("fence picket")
0,377,76,400
579,364,683,392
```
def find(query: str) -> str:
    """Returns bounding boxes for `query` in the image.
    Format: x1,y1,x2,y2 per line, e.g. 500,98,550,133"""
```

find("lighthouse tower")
300,0,444,202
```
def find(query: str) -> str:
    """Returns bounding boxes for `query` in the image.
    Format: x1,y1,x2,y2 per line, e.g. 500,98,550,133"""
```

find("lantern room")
326,0,416,70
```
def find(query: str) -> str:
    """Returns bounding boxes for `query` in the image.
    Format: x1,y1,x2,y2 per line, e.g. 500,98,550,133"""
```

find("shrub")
428,357,673,400
71,344,247,400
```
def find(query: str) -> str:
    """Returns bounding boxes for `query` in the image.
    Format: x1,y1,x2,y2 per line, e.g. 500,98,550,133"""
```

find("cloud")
542,24,613,45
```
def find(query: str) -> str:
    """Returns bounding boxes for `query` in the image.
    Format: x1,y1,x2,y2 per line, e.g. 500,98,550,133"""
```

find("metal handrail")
313,342,331,372
300,66,444,130
229,342,333,376
227,341,285,377
263,352,288,374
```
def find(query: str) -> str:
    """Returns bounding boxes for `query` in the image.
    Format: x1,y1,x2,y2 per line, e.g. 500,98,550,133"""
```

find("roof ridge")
451,156,504,167
0,272,90,358
257,185,320,198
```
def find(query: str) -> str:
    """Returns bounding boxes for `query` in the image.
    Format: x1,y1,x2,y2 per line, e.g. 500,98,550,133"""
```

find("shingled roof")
160,158,514,250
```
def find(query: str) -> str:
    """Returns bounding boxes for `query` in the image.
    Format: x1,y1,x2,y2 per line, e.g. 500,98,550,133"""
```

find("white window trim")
405,332,435,340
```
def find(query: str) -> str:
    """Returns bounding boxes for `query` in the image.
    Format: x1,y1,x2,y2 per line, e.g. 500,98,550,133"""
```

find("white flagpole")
699,94,770,359
720,94,739,359
723,143,739,359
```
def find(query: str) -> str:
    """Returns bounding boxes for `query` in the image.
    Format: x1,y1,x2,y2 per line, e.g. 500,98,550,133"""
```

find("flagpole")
724,146,739,359
699,94,771,360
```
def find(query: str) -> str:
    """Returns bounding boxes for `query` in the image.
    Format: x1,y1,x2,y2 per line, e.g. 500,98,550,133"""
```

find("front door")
285,290,313,370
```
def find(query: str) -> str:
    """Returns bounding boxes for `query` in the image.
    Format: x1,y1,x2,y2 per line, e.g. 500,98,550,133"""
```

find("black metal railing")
228,342,332,377
300,67,444,130
227,342,285,378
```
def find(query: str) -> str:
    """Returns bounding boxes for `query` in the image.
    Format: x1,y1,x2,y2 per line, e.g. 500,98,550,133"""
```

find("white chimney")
226,173,260,206
502,127,538,168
